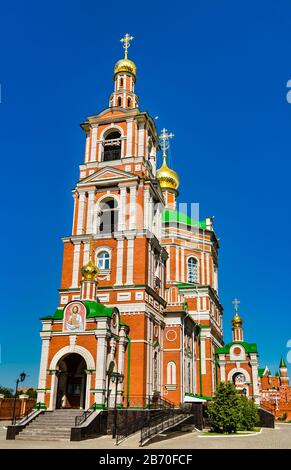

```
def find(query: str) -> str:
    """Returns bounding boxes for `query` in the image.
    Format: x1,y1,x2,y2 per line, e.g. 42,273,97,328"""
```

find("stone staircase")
16,409,83,441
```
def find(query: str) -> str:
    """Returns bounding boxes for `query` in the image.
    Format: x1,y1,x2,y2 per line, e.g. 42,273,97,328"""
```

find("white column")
220,359,226,382
37,329,51,404
144,188,150,231
83,241,90,266
84,133,90,163
206,253,210,285
86,190,95,235
251,359,260,404
181,247,185,282
166,246,170,282
175,246,179,281
126,119,133,157
94,334,108,406
138,123,145,156
129,185,136,230
201,337,206,374
76,192,86,235
126,236,135,285
71,242,81,288
115,238,124,286
71,192,78,235
118,186,127,231
90,126,98,162
98,140,103,162
117,332,127,405
201,252,205,285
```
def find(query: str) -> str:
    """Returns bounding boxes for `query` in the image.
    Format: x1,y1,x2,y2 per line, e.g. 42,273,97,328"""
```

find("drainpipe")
126,334,131,407
198,325,203,397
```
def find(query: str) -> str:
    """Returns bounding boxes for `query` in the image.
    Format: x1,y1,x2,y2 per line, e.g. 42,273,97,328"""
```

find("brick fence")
0,395,36,420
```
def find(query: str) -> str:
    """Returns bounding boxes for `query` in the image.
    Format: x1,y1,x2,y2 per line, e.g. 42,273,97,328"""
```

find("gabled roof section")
41,301,116,321
216,341,258,355
77,166,138,187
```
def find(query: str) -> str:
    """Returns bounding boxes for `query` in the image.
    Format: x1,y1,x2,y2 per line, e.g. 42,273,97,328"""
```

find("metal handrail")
75,404,97,427
140,407,191,446
15,405,42,426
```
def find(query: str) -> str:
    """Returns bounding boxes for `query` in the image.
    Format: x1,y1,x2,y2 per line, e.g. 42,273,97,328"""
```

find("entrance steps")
16,409,83,441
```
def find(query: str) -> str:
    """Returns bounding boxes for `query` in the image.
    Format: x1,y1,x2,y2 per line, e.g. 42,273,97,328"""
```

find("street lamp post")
12,372,26,425
111,372,124,439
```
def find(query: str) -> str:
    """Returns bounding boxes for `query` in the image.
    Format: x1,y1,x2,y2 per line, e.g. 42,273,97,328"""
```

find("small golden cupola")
81,257,99,281
110,34,138,110
80,247,99,301
156,128,179,209
231,298,244,342
114,33,137,81
156,128,179,191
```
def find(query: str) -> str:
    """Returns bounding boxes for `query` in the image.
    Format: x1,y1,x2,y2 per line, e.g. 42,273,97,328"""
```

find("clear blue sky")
1,0,291,389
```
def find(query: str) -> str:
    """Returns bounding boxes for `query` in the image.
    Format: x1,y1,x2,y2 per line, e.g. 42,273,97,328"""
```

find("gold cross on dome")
232,298,240,314
159,128,174,157
120,33,134,59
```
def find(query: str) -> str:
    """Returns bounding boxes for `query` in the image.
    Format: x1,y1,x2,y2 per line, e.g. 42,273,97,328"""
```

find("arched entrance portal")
56,353,86,409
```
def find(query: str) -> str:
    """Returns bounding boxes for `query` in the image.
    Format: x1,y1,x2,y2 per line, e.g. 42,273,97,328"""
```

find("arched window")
99,198,118,233
127,97,131,108
187,257,198,283
233,372,246,385
120,78,124,88
117,97,122,107
167,361,176,385
103,131,121,161
97,251,110,270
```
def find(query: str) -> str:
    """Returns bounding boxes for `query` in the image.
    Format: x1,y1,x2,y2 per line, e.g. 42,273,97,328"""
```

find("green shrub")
238,396,259,431
207,382,243,433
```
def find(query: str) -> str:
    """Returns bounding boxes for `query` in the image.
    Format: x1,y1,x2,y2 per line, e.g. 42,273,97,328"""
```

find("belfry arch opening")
98,197,119,234
103,131,122,161
56,353,87,409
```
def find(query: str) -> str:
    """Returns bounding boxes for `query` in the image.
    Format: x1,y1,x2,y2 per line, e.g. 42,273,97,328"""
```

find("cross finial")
159,128,175,158
232,298,240,314
120,33,134,59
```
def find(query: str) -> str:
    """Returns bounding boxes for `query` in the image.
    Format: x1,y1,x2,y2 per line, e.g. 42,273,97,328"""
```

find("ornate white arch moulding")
227,367,251,383
49,345,95,370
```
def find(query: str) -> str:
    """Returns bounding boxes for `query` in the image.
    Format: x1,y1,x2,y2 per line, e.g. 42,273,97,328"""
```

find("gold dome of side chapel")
81,257,99,282
232,311,243,328
156,156,180,191
114,33,136,80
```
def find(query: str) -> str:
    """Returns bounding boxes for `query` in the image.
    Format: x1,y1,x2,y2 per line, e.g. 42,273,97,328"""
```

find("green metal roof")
163,209,206,229
216,341,258,355
258,368,265,377
41,300,115,321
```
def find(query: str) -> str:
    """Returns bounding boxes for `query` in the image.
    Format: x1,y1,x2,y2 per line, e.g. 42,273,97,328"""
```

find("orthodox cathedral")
36,35,287,411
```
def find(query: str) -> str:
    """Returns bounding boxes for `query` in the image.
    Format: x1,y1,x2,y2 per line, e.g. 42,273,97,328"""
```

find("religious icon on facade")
63,301,86,332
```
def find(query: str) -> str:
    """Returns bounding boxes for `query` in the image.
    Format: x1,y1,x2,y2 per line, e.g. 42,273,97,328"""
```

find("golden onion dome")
81,258,99,282
232,312,243,328
156,157,180,191
114,58,137,80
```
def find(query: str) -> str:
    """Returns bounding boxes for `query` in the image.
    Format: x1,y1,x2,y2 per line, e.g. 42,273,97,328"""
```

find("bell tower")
57,34,168,401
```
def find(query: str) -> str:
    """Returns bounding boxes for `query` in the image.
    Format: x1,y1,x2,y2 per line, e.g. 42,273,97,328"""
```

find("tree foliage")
207,382,258,433
0,385,14,398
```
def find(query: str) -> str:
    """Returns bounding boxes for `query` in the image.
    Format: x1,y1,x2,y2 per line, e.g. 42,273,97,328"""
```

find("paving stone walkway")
1,421,290,449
